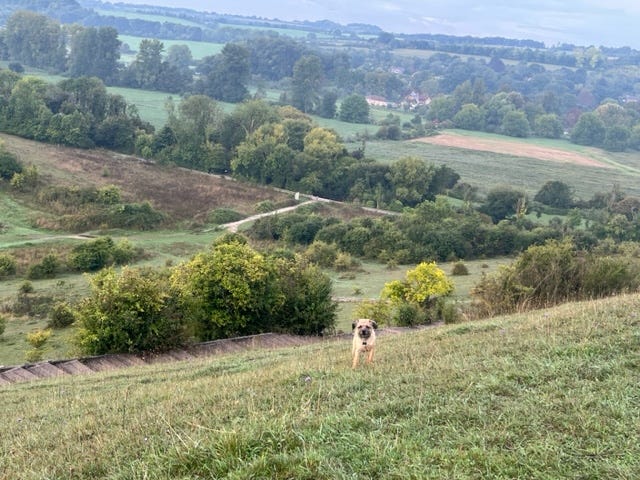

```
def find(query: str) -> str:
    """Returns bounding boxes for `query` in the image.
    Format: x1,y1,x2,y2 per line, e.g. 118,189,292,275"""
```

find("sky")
109,0,640,49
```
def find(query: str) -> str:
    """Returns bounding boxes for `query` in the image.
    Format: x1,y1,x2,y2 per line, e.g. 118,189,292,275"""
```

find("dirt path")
414,132,611,168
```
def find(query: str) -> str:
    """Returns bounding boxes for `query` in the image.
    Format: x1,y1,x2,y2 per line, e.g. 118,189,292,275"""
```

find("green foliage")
26,328,51,349
10,164,38,191
472,239,640,315
0,314,6,337
18,281,34,294
69,237,113,272
384,262,454,308
171,240,276,340
26,253,60,279
304,241,339,268
339,94,370,123
354,299,392,326
480,186,527,222
208,208,245,225
74,267,185,355
0,253,17,278
48,301,76,329
534,180,573,209
570,112,606,146
0,145,22,180
106,202,165,230
172,239,336,340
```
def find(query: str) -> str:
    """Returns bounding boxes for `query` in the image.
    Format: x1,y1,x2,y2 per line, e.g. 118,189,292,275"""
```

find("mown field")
2,293,639,478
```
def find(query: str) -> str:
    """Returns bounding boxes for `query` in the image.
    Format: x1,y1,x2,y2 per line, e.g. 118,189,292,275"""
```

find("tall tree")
68,26,121,82
291,55,323,114
5,11,66,71
200,43,249,103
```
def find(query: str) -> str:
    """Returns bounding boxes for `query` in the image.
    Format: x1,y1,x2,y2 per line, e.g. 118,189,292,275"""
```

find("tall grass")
2,293,639,478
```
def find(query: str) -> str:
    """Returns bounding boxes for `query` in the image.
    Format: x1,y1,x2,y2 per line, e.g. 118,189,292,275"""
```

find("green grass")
354,135,640,199
2,293,639,478
118,35,224,61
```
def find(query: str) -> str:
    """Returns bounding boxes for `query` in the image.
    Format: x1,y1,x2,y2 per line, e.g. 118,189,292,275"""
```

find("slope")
1,293,639,478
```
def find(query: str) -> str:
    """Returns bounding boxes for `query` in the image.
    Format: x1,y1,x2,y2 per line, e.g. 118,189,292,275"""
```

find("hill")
2,293,639,478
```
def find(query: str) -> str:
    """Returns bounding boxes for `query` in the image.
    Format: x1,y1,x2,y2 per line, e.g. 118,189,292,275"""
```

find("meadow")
2,293,639,478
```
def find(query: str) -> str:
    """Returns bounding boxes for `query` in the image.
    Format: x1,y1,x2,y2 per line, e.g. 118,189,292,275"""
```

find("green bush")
48,301,76,329
69,237,115,271
472,239,640,316
394,302,426,326
0,314,6,337
27,254,60,279
106,202,165,230
74,267,186,355
0,254,17,278
208,208,245,225
18,281,34,294
304,241,338,267
0,148,22,180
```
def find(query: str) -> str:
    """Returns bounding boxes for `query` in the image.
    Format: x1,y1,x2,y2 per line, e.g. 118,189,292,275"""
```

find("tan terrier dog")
351,318,378,368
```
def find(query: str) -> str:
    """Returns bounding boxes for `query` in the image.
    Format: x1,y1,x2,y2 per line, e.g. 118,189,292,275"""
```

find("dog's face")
352,318,378,339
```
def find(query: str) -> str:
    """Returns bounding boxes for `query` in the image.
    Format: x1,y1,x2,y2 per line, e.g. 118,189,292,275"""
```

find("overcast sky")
109,0,640,48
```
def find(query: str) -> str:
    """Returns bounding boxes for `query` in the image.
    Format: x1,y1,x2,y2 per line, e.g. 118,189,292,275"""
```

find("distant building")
403,91,431,110
365,95,398,108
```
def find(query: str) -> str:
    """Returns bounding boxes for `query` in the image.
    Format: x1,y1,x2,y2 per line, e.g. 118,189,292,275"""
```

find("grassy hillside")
2,293,639,478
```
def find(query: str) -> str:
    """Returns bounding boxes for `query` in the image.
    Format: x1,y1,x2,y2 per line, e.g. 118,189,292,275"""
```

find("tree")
387,157,435,207
5,11,66,71
291,55,323,113
570,111,606,146
129,39,164,89
453,103,484,130
318,90,338,119
534,181,573,209
68,26,121,82
200,43,249,103
339,94,370,123
534,113,563,138
603,125,630,152
0,142,22,180
165,44,193,70
480,186,528,223
501,110,530,137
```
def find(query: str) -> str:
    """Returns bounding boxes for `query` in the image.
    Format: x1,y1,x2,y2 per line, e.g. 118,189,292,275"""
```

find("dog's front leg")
366,348,374,364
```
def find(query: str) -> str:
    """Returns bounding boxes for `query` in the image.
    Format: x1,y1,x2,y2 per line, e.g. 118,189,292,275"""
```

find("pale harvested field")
414,132,611,168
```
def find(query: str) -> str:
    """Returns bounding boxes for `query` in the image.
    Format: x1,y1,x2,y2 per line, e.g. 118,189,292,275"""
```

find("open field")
353,130,640,199
2,293,639,478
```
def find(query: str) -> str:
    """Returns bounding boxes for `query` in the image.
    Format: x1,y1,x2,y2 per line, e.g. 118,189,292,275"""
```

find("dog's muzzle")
358,328,371,339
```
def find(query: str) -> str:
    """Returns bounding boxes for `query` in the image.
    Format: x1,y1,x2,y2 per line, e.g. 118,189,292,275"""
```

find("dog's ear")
371,320,378,329
352,321,357,330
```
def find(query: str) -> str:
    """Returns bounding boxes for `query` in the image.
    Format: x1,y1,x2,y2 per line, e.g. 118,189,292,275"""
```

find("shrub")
334,252,360,272
354,300,392,327
0,148,22,180
304,241,338,267
394,302,426,326
451,261,469,276
0,314,6,337
111,239,141,265
18,281,34,294
106,202,165,230
208,208,245,225
27,254,60,279
48,301,76,329
26,328,52,349
0,254,17,278
74,267,186,355
69,237,115,271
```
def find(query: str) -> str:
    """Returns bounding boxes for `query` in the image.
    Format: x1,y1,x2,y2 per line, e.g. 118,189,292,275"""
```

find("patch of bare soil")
414,132,610,168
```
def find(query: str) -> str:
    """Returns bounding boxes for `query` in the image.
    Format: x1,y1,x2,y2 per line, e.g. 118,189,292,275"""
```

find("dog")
352,318,378,368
